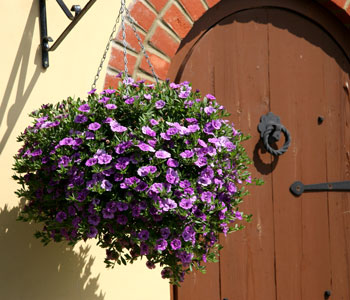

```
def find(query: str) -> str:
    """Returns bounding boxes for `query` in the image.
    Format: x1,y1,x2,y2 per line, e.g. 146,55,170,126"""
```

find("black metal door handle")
258,112,291,156
290,181,350,196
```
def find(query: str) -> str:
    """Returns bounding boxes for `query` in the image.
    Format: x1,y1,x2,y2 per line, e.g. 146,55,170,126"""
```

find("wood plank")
268,9,332,300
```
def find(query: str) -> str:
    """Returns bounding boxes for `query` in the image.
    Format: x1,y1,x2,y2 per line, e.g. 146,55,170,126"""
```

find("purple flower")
137,166,150,177
99,96,110,104
166,127,178,136
167,158,179,168
144,94,152,100
116,202,128,211
88,122,101,131
58,155,70,167
142,126,156,137
85,157,97,166
101,179,113,191
201,191,213,203
160,227,170,239
182,226,195,242
180,150,194,159
166,168,179,185
212,119,222,130
31,149,42,157
170,83,180,89
74,114,88,123
235,211,243,220
125,97,134,104
116,215,128,225
204,106,216,115
155,150,171,159
140,243,149,255
56,211,67,223
170,239,182,250
97,153,112,165
138,229,149,241
88,214,100,226
197,139,207,147
206,93,216,100
87,227,98,238
115,157,130,170
179,180,191,189
68,206,76,216
179,90,190,99
135,181,148,192
59,137,74,146
179,251,194,264
186,118,198,124
146,261,155,269
179,197,195,210
102,208,114,219
155,100,165,109
150,119,159,126
188,124,200,133
194,157,207,167
78,104,90,112
85,131,95,140
155,239,168,251
160,133,171,140
137,142,155,152
88,89,96,94
110,121,127,133
105,104,117,110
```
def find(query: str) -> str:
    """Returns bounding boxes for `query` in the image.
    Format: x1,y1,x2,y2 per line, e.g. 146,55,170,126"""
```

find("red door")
168,1,350,299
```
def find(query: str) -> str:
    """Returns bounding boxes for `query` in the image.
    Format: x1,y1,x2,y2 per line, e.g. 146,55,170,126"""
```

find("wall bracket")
39,0,97,68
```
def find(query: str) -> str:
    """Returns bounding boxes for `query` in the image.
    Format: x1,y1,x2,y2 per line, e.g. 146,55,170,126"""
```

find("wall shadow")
0,1,43,154
0,204,105,300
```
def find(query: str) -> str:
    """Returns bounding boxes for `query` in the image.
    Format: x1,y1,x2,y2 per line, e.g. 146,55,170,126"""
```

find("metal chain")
121,0,129,78
91,4,123,90
125,6,159,83
91,0,159,89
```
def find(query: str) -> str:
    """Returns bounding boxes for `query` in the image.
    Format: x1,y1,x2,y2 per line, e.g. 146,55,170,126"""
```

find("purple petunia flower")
31,148,43,157
56,211,67,223
88,214,101,226
150,119,159,126
59,137,74,146
78,104,90,112
58,155,70,167
160,227,171,239
179,251,194,264
97,153,112,165
179,90,190,99
105,104,117,110
74,114,88,123
206,93,216,100
142,126,156,137
188,124,200,133
212,119,222,130
144,94,152,100
85,131,95,140
160,132,171,140
116,202,128,211
146,261,155,269
155,100,165,109
201,191,213,203
85,157,97,166
116,215,128,225
88,89,96,94
235,211,243,220
194,157,207,167
167,158,179,168
125,97,134,104
179,180,191,189
137,143,155,152
155,150,171,159
101,179,113,191
88,122,101,131
87,227,98,238
166,168,179,185
155,239,168,251
166,127,178,136
140,243,149,255
110,121,127,133
179,197,194,210
98,96,110,104
170,238,182,250
186,118,198,124
138,229,149,241
180,150,194,159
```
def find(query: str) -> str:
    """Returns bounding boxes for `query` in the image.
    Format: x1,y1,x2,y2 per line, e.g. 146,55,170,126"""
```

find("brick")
179,0,207,21
332,0,347,8
116,23,146,53
109,47,138,75
140,53,170,80
104,73,122,89
150,26,180,57
163,4,192,39
147,0,168,12
206,0,221,8
130,1,157,31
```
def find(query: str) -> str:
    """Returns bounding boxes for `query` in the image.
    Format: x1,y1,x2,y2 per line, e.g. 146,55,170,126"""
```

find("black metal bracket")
290,180,350,196
39,0,97,68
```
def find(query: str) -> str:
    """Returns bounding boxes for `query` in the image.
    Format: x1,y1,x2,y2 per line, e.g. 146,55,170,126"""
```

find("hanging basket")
13,77,256,284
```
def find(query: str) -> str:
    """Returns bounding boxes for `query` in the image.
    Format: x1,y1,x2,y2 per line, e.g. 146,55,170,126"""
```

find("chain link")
91,5,123,90
125,7,158,83
91,0,159,89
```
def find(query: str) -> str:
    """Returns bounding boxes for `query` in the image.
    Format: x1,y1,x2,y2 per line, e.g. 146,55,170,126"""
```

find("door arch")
168,1,350,300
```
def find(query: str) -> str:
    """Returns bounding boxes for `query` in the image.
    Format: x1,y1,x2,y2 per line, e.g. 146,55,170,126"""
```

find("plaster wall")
0,1,170,299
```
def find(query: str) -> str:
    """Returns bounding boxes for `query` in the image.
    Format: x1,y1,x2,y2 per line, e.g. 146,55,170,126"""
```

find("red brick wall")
104,0,350,88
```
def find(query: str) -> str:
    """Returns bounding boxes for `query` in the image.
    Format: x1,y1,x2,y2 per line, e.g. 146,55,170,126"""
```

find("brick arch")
104,0,350,88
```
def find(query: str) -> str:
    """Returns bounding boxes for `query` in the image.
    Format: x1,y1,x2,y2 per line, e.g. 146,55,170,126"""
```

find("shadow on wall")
0,1,43,154
0,204,105,300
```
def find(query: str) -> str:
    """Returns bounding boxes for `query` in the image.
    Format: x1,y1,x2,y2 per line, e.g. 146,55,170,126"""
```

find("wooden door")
168,1,350,300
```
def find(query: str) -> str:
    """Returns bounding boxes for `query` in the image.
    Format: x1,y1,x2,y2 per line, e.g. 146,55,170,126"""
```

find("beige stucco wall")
0,1,170,299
